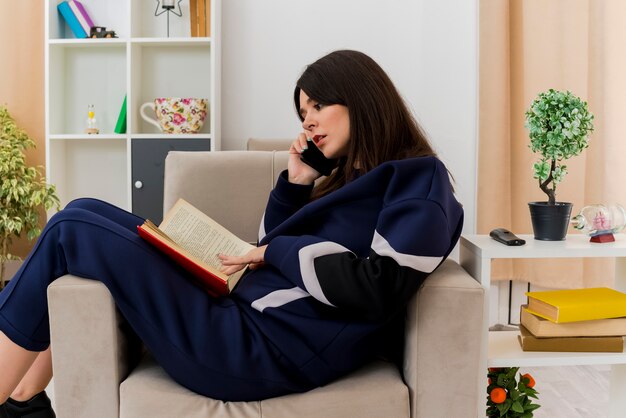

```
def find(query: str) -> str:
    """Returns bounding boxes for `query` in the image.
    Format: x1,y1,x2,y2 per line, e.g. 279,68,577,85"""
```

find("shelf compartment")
130,43,211,135
48,44,126,135
489,330,626,367
48,138,129,210
131,138,211,223
131,1,200,38
48,0,129,40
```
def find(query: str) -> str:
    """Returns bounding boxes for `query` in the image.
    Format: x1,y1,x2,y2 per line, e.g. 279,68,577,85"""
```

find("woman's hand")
218,245,268,276
288,133,321,185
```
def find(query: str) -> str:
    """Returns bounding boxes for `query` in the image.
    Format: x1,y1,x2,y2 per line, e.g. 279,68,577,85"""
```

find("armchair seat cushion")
120,355,408,418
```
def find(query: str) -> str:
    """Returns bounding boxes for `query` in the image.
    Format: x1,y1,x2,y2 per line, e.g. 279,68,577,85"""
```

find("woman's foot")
1,391,55,418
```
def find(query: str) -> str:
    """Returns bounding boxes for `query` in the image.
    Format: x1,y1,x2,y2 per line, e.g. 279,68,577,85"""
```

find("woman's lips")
312,135,326,145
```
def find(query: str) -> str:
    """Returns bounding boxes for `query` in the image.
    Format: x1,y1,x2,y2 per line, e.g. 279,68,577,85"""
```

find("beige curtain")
479,0,626,288
0,1,45,257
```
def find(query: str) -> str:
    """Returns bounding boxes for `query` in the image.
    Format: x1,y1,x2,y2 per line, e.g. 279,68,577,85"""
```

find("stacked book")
518,287,626,352
190,0,210,37
57,1,94,39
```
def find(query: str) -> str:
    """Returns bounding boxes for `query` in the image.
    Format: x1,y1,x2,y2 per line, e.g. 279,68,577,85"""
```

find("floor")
522,365,609,418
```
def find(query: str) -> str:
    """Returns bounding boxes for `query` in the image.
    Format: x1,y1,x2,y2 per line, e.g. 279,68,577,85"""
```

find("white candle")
162,0,175,7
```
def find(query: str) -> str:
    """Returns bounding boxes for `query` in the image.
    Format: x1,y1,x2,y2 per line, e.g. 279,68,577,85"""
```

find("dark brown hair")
294,50,437,200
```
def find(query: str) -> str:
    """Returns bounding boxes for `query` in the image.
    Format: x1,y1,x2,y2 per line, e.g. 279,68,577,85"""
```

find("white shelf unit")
460,233,626,418
45,0,221,212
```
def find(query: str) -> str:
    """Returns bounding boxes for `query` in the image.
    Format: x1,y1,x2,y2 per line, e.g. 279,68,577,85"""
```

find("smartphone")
300,136,337,176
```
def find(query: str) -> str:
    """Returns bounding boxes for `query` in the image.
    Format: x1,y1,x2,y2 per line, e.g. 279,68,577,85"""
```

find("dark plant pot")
528,201,573,241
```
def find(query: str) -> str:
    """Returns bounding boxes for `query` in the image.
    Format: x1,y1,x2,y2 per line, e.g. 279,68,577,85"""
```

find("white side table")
460,234,626,418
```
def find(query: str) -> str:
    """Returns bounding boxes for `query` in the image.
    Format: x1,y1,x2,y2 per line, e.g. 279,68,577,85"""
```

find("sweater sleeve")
258,170,314,241
264,198,459,321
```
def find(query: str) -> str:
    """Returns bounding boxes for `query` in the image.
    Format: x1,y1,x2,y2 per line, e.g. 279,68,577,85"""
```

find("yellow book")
525,287,626,323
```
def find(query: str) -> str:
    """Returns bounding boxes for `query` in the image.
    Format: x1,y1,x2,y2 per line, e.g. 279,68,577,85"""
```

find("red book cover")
136,199,253,297
137,224,228,297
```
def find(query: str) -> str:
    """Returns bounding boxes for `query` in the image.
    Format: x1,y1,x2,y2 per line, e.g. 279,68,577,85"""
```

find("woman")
0,50,463,416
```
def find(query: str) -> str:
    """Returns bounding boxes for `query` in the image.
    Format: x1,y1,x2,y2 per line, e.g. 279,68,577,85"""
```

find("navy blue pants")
0,199,306,401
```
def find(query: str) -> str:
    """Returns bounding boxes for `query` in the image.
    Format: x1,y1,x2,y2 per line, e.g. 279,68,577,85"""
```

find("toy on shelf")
571,204,626,243
85,104,99,134
90,26,118,38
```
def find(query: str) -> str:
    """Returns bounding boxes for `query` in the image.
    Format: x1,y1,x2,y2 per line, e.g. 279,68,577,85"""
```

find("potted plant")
487,367,540,417
0,105,60,288
525,89,594,240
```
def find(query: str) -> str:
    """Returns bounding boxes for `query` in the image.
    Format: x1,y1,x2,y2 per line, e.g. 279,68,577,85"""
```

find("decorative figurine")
90,26,118,38
571,204,626,243
155,0,183,38
85,104,99,134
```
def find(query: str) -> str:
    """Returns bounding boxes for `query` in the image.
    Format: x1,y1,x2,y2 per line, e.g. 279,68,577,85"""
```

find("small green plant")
0,106,60,288
525,89,594,205
487,367,540,417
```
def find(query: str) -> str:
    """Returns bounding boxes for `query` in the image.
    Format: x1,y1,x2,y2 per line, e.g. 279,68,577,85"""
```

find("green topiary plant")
525,89,594,205
0,105,60,288
487,367,540,417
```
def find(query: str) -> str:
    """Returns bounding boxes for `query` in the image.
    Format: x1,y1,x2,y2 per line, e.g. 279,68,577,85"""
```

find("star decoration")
155,0,183,17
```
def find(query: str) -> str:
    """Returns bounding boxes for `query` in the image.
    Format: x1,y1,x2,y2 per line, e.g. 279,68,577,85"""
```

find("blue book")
57,1,87,38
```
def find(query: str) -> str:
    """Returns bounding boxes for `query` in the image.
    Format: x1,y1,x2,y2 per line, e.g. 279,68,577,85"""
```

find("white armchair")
47,150,485,418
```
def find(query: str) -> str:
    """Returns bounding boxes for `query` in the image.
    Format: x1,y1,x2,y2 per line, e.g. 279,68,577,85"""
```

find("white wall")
221,0,478,233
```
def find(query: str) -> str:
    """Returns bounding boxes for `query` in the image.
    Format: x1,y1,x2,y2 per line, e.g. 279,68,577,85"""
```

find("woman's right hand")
287,133,321,185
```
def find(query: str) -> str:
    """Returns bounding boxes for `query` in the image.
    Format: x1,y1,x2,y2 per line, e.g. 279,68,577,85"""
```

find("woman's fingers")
290,133,310,154
219,261,264,276
220,264,245,275
217,253,245,266
288,133,321,184
218,248,263,265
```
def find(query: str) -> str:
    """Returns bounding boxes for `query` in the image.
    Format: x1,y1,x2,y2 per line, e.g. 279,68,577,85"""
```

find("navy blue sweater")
230,156,463,391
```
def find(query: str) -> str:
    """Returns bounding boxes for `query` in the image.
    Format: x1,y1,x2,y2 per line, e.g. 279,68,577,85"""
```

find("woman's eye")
313,103,325,111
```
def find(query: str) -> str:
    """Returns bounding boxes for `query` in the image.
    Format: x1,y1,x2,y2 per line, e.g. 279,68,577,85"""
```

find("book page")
160,199,254,270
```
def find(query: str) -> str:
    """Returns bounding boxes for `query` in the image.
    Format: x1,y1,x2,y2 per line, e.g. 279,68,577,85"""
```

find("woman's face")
299,90,350,159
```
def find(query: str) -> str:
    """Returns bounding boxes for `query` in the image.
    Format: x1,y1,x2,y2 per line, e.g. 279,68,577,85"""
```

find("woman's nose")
302,116,316,131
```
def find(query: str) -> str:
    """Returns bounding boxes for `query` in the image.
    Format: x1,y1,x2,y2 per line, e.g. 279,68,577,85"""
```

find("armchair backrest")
163,151,288,243
246,138,292,151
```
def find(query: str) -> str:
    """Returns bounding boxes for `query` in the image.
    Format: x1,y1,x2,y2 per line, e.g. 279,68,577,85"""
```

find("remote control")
489,228,526,246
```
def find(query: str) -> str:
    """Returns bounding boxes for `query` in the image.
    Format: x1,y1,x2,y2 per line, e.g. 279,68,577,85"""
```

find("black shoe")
2,392,55,418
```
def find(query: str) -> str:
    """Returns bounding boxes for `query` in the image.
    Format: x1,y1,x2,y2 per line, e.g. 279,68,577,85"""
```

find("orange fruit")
522,373,535,388
490,387,507,404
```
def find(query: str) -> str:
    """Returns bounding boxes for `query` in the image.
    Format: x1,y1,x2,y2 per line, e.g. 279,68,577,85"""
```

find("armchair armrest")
404,259,484,418
48,276,139,418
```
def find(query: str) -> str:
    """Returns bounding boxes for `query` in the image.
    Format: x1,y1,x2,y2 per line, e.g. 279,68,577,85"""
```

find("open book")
137,198,255,296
